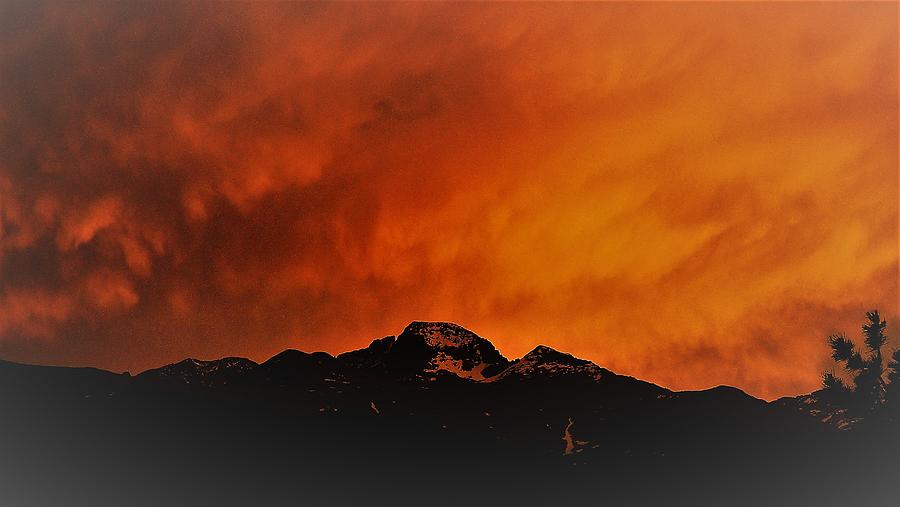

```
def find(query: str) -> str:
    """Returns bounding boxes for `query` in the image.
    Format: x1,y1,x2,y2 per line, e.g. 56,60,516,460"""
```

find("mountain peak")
527,345,556,355
522,345,590,366
337,322,510,380
401,321,483,349
137,356,257,386
397,321,510,380
494,344,606,382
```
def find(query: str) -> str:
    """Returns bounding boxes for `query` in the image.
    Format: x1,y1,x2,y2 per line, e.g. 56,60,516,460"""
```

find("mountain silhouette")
137,357,257,387
0,322,896,507
338,321,510,378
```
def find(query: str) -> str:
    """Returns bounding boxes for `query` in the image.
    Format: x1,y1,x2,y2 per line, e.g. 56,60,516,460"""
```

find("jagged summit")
338,321,510,380
339,321,510,379
522,345,586,363
398,321,510,379
493,344,607,382
401,321,485,348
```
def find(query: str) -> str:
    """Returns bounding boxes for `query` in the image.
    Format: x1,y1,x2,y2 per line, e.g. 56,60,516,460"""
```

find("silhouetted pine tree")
819,371,850,408
823,311,888,414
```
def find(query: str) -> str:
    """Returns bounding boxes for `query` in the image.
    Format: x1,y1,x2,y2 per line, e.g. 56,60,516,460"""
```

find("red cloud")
0,2,895,399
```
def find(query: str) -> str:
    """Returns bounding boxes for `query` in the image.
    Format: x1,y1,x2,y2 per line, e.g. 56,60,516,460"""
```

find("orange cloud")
0,2,895,399
0,288,74,339
83,269,139,312
57,196,122,251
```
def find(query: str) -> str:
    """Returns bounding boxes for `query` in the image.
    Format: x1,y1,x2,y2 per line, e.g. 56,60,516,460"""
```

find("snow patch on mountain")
563,418,576,455
404,322,483,349
400,322,509,380
425,351,491,380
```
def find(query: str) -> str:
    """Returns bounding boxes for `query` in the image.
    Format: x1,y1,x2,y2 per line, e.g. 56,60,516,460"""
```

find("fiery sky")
0,2,896,399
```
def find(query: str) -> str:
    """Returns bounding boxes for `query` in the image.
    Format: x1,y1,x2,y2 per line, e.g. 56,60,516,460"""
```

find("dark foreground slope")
1,322,897,507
